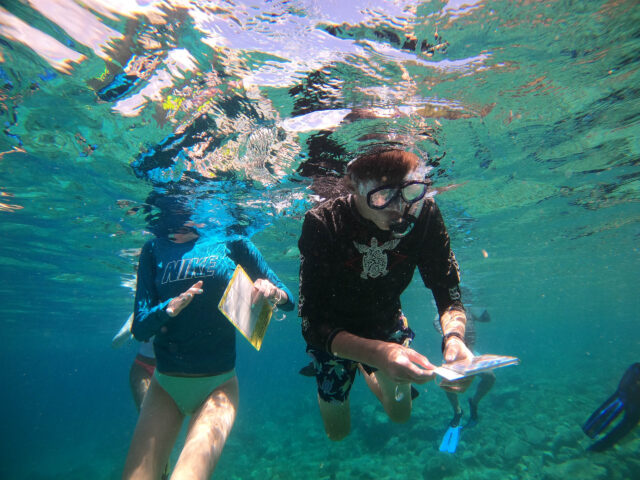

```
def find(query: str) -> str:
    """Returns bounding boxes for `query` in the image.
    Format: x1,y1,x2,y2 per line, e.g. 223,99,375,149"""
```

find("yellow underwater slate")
218,265,273,351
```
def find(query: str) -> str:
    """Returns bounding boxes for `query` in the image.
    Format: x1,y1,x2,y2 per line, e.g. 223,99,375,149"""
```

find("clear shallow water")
0,0,639,478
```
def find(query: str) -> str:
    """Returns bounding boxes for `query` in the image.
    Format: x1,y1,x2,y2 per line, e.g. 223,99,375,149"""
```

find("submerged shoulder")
305,195,353,228
227,236,251,249
418,197,443,224
226,236,259,257
423,197,439,213
141,237,160,254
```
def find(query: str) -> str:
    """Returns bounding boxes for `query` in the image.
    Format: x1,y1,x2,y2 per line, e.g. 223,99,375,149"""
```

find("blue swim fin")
439,425,462,453
582,363,640,452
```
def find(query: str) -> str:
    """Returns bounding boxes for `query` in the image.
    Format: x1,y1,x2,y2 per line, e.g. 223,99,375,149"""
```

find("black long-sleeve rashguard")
298,195,464,353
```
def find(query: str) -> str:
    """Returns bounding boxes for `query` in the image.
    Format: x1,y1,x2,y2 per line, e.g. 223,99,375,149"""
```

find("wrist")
275,289,287,305
440,309,467,332
441,331,465,354
331,332,383,368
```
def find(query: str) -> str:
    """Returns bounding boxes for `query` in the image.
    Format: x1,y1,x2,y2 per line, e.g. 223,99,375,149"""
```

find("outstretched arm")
131,241,171,341
331,331,435,384
166,280,203,317
439,308,473,363
416,201,470,364
131,241,202,341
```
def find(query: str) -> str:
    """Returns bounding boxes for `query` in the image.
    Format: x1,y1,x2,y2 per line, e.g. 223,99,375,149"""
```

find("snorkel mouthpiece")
390,218,410,235
389,206,418,238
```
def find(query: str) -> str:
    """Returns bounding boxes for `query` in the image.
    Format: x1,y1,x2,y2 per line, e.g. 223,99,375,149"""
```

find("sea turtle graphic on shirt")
353,237,401,279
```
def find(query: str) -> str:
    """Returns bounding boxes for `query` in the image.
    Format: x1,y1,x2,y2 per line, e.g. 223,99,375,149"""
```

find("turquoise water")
0,0,639,478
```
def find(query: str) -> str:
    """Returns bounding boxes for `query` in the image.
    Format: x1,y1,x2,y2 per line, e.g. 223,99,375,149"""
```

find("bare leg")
122,377,184,480
318,395,351,441
372,370,412,423
358,365,412,422
445,391,463,426
358,364,382,402
445,390,460,413
129,362,170,479
469,371,495,421
170,376,239,480
129,361,152,411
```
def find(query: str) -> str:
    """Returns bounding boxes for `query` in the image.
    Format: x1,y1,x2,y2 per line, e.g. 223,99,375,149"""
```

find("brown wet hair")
347,149,420,184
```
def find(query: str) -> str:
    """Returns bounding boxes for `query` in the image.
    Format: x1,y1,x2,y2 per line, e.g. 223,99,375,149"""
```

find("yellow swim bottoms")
155,369,236,415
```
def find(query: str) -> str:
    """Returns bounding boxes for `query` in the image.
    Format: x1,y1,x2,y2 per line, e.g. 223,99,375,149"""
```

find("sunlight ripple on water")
0,1,639,479
0,0,637,316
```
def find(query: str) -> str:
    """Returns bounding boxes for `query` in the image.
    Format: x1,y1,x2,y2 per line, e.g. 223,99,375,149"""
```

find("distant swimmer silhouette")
582,362,640,452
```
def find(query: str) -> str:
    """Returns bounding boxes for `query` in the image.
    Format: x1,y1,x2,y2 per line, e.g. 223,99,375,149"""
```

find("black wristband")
441,331,465,353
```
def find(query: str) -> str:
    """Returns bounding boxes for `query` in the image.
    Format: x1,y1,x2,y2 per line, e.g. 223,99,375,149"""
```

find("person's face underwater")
167,222,200,243
352,168,429,234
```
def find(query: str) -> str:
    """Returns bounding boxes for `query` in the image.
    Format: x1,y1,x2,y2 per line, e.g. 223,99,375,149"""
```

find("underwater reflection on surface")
0,0,639,478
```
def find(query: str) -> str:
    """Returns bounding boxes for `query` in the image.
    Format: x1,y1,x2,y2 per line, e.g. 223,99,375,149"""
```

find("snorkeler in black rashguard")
299,195,462,352
298,149,473,441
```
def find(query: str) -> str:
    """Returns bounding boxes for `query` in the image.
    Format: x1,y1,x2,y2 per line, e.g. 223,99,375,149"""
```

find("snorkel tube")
389,201,423,238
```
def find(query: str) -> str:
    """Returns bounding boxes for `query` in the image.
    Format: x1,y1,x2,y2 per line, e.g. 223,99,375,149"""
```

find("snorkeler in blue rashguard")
122,203,294,480
583,362,640,452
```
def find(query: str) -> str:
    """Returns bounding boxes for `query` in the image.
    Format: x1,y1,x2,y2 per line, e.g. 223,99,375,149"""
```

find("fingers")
444,339,473,363
166,281,204,317
182,280,204,303
252,279,282,304
254,279,275,296
406,349,434,370
390,367,434,385
406,362,436,383
389,347,435,384
444,342,459,363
